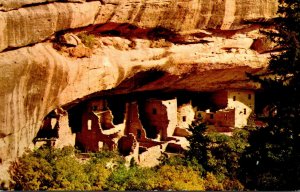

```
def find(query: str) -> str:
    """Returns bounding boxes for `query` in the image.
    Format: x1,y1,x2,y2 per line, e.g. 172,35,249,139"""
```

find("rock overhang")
0,0,279,182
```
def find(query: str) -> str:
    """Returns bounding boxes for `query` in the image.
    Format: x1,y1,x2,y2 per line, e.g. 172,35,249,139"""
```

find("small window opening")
225,114,227,120
210,114,214,119
233,96,236,101
244,108,246,115
137,129,142,139
87,119,92,130
98,141,103,149
248,94,252,100
50,118,57,129
182,116,186,122
92,105,98,111
152,108,157,115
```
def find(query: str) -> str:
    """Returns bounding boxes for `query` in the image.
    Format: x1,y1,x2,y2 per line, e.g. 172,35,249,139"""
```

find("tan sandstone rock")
0,0,87,11
0,0,279,182
0,0,278,52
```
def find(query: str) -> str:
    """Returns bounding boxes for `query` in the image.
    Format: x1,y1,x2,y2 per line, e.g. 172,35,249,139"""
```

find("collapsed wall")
60,97,192,167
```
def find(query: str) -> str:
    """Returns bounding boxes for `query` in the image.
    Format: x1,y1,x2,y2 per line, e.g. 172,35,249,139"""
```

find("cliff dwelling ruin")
0,0,280,185
34,89,257,166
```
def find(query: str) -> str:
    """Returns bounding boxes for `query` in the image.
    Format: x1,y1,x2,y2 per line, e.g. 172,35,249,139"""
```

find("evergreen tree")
186,120,209,172
241,0,300,190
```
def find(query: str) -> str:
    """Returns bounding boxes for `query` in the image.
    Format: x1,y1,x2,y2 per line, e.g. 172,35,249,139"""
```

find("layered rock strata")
0,0,278,182
0,0,277,51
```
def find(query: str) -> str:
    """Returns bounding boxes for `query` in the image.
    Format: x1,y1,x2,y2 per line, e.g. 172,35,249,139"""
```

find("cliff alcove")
29,89,266,168
0,0,279,182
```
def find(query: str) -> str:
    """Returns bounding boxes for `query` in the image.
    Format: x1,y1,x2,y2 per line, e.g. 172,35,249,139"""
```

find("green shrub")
9,146,111,190
9,150,53,190
51,156,90,190
85,162,111,190
201,129,248,180
156,165,205,190
104,165,158,190
204,172,224,191
78,33,96,48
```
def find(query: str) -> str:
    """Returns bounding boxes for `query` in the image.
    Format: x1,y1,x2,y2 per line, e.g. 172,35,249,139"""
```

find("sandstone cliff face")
0,0,277,52
0,0,278,181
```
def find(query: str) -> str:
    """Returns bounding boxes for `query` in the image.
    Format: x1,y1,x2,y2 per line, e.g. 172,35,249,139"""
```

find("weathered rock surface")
0,0,277,52
0,0,278,182
0,1,101,51
0,0,87,11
